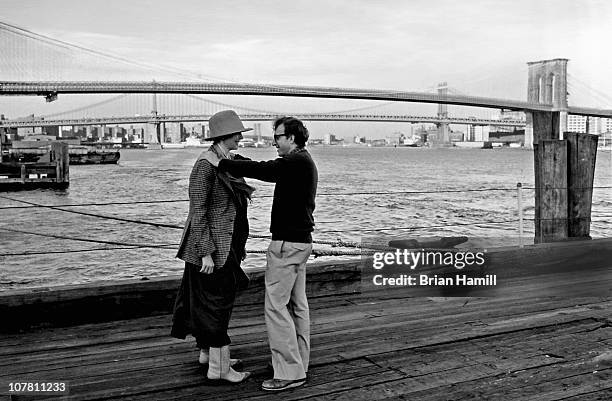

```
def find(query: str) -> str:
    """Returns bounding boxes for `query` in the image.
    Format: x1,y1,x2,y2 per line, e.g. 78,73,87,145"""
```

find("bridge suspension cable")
567,73,612,109
0,20,235,83
40,94,129,118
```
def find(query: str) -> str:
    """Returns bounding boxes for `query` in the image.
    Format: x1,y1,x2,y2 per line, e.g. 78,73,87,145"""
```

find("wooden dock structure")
0,142,69,190
1,239,611,400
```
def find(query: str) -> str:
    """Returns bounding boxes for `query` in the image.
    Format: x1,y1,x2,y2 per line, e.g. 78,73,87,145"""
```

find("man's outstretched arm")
202,152,284,182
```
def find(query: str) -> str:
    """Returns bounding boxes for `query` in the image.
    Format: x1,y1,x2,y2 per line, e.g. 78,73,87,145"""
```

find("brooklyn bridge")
1,21,611,149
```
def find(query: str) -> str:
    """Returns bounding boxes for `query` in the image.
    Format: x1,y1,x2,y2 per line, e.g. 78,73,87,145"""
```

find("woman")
171,110,254,383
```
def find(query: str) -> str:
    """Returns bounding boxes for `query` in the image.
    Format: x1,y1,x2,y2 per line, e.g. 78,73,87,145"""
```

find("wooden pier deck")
1,240,611,400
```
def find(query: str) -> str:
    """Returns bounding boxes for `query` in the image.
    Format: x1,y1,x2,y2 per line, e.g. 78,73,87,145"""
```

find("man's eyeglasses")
273,134,287,141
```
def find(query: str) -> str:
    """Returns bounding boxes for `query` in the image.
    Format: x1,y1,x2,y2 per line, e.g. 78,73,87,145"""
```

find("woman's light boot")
207,345,250,383
199,348,242,367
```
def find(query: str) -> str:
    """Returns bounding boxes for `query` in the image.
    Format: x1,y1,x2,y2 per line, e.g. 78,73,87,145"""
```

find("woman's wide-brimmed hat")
205,110,253,140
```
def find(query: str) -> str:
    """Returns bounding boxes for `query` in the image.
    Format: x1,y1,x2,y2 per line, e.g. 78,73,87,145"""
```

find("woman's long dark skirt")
170,254,243,348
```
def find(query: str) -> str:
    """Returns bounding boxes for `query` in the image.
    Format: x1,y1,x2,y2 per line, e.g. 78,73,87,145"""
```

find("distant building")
568,115,590,134
43,126,60,137
196,124,207,138
179,123,189,142
253,123,263,142
163,123,182,143
369,139,387,147
567,115,612,134
600,131,612,147
324,133,341,145
386,131,405,145
449,132,464,142
17,126,43,136
19,134,56,142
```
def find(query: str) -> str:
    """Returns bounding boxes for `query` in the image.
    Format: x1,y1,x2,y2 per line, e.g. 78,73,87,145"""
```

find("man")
204,116,318,391
171,110,254,384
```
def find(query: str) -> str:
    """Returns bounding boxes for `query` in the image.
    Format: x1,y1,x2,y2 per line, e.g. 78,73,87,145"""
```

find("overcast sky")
1,0,611,134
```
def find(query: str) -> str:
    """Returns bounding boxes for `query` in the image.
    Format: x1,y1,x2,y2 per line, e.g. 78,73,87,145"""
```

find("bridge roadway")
2,81,610,117
0,113,526,128
0,80,557,112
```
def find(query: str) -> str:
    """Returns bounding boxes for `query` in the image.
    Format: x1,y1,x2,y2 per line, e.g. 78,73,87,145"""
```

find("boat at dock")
160,142,185,149
8,140,120,164
182,136,207,148
398,133,422,147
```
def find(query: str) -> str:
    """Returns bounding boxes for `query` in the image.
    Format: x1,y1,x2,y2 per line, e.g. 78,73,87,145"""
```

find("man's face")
273,124,294,156
223,133,243,151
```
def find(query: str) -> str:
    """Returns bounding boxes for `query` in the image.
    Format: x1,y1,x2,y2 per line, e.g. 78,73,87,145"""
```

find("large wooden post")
0,128,4,162
533,111,567,243
51,141,69,186
533,110,599,243
20,164,26,183
565,132,598,238
534,139,568,243
532,111,559,144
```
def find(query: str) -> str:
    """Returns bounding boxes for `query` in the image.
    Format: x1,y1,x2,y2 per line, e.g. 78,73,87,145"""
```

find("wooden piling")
51,141,69,184
531,111,560,144
533,111,566,243
0,141,69,190
565,132,598,238
534,139,568,243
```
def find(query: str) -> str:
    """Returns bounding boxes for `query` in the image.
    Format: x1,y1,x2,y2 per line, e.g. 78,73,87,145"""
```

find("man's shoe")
261,378,306,391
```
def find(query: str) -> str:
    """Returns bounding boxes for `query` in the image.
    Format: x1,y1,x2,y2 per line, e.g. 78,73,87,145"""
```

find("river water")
1,146,611,290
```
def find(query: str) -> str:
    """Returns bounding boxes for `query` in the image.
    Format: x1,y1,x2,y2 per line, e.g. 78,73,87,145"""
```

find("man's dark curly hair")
273,116,309,148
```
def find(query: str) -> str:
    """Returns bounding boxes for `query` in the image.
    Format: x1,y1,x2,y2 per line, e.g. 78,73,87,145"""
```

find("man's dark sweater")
218,148,318,243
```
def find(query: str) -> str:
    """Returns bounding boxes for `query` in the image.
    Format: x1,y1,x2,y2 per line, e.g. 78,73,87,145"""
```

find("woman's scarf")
212,144,255,203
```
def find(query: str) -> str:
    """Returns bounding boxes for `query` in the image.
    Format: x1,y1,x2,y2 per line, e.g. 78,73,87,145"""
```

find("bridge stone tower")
525,58,569,148
436,82,450,143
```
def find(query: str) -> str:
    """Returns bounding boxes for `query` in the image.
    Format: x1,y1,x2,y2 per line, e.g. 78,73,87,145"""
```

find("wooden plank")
565,132,598,238
2,292,608,370
3,292,606,368
188,370,406,401
8,297,593,377
27,357,395,401
419,365,612,401
300,364,611,401
1,304,605,399
368,322,608,376
13,338,606,401
558,388,612,400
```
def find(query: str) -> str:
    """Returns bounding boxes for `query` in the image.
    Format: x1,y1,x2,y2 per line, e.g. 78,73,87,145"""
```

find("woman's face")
222,133,243,151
